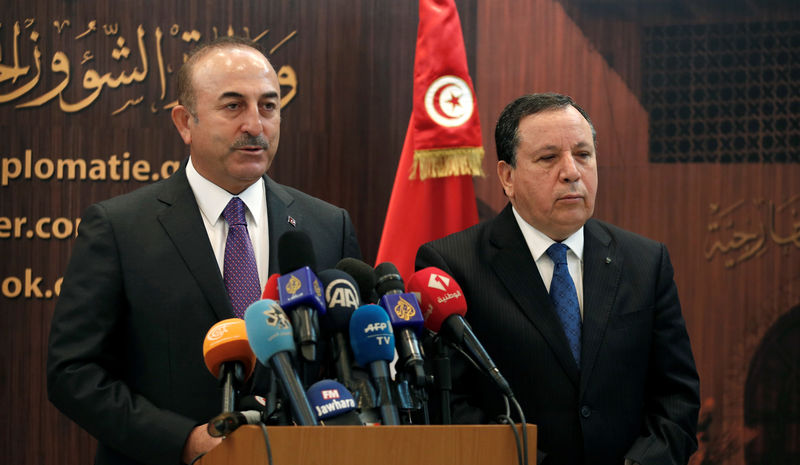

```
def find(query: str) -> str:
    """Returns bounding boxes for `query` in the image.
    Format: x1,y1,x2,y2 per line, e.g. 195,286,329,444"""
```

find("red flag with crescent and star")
376,0,483,281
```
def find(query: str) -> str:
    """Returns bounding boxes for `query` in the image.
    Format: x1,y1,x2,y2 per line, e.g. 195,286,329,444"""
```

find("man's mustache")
232,135,270,150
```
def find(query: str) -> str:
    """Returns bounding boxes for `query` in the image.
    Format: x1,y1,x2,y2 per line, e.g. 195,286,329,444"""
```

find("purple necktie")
222,197,261,318
546,243,582,368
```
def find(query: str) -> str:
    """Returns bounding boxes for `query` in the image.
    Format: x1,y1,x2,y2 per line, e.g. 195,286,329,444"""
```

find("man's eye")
225,103,240,110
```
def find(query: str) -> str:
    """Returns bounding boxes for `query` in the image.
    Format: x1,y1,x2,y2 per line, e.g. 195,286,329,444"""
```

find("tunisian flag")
376,0,484,281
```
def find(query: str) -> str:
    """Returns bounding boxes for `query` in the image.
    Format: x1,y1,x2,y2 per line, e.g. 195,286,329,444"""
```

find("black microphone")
244,299,319,426
277,230,326,362
375,262,427,387
317,269,380,419
335,257,378,304
317,269,359,389
207,410,262,437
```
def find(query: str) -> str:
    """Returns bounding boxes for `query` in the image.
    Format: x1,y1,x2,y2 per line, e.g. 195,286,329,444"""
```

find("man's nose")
240,105,264,136
560,154,581,183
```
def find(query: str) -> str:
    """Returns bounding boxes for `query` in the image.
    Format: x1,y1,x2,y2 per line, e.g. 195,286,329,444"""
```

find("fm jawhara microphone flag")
376,0,484,281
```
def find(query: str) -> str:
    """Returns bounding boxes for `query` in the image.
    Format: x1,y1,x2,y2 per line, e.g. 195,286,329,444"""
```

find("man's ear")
497,160,514,198
171,105,193,145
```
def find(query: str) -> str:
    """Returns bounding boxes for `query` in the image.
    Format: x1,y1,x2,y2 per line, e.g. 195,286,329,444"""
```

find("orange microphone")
203,318,257,413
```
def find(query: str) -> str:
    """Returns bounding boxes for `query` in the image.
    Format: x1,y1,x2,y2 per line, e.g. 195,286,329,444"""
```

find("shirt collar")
511,206,585,262
186,156,265,227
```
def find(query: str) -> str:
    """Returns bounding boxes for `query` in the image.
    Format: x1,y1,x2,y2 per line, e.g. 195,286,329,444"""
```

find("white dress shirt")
511,206,585,319
185,157,270,289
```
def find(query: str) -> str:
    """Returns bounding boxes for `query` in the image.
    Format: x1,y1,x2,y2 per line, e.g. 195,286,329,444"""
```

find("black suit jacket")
416,204,700,465
47,165,361,465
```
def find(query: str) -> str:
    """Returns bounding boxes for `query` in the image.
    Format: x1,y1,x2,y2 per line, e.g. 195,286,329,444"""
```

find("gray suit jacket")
47,165,361,465
416,204,699,465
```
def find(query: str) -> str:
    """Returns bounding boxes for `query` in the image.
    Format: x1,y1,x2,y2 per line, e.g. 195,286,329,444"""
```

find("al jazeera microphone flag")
376,0,484,281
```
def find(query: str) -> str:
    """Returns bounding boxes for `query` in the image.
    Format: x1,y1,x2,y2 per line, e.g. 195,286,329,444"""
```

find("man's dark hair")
176,36,268,116
495,92,597,166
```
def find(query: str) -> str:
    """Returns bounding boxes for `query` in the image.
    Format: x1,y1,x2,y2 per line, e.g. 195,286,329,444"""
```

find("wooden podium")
198,424,537,465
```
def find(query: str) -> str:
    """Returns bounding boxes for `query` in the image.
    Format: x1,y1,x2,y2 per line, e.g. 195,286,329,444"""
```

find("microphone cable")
442,335,528,465
259,423,275,465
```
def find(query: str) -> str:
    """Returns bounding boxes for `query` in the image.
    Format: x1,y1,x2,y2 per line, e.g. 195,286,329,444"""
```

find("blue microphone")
277,231,327,362
277,266,327,362
244,299,318,425
349,304,401,425
379,292,427,387
306,379,363,425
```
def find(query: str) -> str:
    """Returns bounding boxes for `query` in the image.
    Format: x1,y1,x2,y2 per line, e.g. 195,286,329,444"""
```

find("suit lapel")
264,176,296,275
488,205,580,386
579,219,622,395
156,167,234,322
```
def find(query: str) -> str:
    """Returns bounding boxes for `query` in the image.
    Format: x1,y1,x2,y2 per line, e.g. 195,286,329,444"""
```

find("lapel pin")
605,257,612,264
287,216,296,227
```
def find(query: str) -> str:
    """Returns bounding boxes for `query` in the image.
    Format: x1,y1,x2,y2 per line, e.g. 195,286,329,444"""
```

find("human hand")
181,424,223,464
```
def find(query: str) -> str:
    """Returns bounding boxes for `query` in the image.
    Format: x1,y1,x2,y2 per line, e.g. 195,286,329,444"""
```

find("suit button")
580,406,591,418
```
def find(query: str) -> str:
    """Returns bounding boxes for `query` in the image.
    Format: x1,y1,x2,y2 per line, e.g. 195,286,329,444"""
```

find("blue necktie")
222,197,261,318
546,243,582,368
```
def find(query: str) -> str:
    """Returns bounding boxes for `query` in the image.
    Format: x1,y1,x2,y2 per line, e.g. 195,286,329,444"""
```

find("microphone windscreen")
244,299,296,364
318,269,360,332
407,267,467,333
349,304,395,366
278,230,317,274
335,258,377,304
379,293,424,334
261,273,281,300
306,379,360,423
203,318,257,380
277,266,327,315
238,394,268,412
374,262,405,296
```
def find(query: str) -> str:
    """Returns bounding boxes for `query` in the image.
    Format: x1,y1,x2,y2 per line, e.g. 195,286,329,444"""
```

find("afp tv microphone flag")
376,0,484,281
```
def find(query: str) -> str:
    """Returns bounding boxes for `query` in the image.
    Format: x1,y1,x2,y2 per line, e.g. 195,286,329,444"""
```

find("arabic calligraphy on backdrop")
705,194,800,268
0,18,298,114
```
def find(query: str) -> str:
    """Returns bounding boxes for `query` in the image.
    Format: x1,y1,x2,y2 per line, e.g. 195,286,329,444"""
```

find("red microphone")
406,267,466,332
261,273,281,300
203,318,257,412
407,267,514,398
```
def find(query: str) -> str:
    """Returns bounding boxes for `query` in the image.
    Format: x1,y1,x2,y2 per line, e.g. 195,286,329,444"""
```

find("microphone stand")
433,338,452,424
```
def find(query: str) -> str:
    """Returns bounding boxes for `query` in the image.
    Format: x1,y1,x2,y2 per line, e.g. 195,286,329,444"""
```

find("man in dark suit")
416,93,700,465
47,37,361,465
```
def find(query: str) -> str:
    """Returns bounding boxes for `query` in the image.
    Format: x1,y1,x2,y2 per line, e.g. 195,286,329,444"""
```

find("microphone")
407,267,514,398
349,304,401,426
244,299,319,425
261,273,280,300
317,269,359,386
203,318,257,413
317,269,379,416
277,231,326,362
335,257,378,304
207,410,262,437
375,262,427,387
306,379,363,425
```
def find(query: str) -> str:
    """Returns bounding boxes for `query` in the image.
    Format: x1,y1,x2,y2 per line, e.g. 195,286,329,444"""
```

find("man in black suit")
47,37,361,464
416,93,699,465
